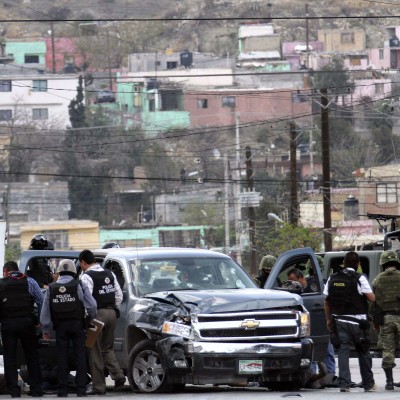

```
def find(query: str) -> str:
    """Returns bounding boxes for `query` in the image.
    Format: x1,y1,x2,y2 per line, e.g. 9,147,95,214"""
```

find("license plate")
238,359,263,374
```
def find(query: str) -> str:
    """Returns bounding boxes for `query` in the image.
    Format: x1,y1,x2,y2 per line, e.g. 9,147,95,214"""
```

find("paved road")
3,358,400,399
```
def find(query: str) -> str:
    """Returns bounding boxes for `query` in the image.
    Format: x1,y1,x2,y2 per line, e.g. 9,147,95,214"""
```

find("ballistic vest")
49,280,84,324
328,269,367,315
0,274,34,320
85,269,116,309
374,269,400,312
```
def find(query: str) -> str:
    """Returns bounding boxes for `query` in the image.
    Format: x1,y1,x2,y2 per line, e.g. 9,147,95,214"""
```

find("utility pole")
106,30,113,89
245,146,257,276
289,122,298,226
305,4,309,69
50,22,56,74
235,113,242,265
224,153,230,251
321,88,332,251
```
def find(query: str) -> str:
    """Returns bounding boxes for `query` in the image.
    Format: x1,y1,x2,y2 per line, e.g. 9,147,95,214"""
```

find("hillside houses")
1,21,400,250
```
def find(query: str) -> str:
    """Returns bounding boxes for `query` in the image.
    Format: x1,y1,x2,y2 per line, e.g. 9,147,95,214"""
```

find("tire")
127,339,171,393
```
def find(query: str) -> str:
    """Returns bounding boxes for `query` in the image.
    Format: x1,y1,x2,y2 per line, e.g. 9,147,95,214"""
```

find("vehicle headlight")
162,321,192,338
300,311,310,337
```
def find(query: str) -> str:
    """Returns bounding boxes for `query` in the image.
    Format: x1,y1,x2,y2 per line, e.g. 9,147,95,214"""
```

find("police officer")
79,250,126,395
40,259,97,397
324,251,375,392
371,250,400,390
254,254,276,287
0,261,43,398
26,233,54,288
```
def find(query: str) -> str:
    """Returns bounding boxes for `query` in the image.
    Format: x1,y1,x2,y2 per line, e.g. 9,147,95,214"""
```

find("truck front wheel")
127,339,170,393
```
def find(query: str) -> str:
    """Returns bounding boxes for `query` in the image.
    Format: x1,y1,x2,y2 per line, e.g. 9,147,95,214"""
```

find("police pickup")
17,247,315,392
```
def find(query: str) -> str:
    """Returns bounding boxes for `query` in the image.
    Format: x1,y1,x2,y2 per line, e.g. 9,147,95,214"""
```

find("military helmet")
259,255,277,272
102,242,120,249
305,255,324,272
380,250,400,270
29,233,48,250
56,259,77,275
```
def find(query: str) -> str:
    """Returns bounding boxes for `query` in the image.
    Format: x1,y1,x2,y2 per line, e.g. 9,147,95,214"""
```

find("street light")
268,213,285,224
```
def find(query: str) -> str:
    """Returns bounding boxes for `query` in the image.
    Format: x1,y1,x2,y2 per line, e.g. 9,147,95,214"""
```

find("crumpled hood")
144,288,302,314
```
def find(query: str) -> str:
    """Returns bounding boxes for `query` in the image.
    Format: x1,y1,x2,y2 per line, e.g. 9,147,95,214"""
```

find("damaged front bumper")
156,337,313,385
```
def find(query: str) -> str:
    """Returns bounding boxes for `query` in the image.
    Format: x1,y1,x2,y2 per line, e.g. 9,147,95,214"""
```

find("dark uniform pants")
337,320,374,390
55,319,87,395
1,316,42,397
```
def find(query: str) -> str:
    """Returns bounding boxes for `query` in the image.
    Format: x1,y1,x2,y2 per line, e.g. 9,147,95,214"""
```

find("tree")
68,75,86,129
257,223,322,257
313,57,354,101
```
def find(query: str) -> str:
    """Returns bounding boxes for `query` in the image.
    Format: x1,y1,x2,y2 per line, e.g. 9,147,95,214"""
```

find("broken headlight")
162,321,191,338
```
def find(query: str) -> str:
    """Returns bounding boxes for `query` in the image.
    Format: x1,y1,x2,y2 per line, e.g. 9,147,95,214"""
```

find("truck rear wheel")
127,339,171,393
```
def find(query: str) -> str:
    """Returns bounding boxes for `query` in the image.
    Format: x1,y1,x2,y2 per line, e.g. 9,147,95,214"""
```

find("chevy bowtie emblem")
241,319,260,329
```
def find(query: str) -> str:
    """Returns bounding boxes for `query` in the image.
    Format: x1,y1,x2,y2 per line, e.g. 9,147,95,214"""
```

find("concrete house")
368,26,400,70
5,40,46,66
0,65,79,128
237,24,290,71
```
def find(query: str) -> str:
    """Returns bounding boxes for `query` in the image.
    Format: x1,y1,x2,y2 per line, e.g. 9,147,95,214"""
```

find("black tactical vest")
85,269,116,309
0,275,34,320
49,280,84,324
374,269,400,312
328,269,368,315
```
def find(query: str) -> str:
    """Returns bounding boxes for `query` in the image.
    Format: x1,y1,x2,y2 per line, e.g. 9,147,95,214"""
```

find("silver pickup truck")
18,247,313,393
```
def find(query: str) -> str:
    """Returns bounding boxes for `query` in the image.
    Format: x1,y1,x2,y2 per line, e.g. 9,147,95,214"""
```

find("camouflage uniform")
254,255,276,288
372,250,400,390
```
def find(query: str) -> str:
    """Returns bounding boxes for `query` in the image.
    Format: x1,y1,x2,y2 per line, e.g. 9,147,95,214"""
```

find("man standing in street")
0,261,43,398
40,259,97,397
79,250,126,395
371,250,400,390
324,251,376,393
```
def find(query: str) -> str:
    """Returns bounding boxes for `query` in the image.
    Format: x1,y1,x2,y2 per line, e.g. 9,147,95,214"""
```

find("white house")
0,67,80,129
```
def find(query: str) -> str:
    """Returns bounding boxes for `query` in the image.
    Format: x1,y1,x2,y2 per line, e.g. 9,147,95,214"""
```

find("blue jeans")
325,340,336,374
337,320,374,390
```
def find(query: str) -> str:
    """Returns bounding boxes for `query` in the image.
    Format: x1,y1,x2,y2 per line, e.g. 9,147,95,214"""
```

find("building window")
0,80,11,92
160,90,182,111
166,61,177,70
379,49,384,60
197,99,208,108
32,108,49,120
222,96,236,107
25,55,39,63
32,80,47,92
0,110,12,121
43,230,69,249
341,32,355,44
377,183,397,203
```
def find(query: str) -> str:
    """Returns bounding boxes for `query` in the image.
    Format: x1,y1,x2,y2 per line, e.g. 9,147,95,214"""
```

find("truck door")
102,258,127,359
264,247,329,362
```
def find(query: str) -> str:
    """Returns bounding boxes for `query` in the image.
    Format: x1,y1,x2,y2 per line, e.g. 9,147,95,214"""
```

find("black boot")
384,368,394,390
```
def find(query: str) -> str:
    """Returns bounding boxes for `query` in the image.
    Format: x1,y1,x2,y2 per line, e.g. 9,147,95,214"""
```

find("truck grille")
194,310,300,341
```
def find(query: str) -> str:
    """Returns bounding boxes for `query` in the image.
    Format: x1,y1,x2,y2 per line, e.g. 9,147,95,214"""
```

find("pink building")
368,26,400,70
282,41,324,70
184,88,312,129
45,37,88,73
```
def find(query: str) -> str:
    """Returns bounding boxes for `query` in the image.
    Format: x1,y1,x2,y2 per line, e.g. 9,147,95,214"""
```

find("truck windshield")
129,257,257,295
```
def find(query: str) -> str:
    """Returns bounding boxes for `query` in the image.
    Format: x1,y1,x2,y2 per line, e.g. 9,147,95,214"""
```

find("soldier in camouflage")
254,255,276,288
372,250,400,390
